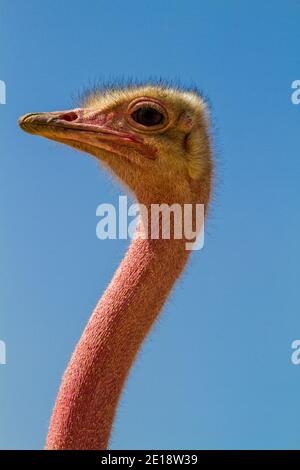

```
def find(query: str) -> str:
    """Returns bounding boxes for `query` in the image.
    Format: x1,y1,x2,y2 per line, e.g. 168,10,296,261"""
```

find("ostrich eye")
131,106,164,127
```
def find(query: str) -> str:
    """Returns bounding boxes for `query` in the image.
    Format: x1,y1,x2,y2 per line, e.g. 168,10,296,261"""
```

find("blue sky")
1,0,300,450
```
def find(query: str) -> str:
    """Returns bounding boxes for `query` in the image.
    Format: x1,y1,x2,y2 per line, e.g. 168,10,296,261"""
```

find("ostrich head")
19,83,212,205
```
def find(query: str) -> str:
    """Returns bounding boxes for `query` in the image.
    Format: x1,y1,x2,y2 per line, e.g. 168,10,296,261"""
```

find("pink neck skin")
45,187,209,450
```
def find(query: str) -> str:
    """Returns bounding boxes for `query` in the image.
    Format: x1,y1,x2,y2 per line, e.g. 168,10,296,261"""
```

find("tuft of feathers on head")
76,77,208,111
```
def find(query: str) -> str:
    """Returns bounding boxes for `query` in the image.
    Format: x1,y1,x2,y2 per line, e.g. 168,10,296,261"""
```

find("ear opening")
178,111,194,132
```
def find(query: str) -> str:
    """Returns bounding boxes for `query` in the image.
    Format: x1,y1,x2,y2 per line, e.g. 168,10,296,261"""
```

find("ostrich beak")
18,110,156,159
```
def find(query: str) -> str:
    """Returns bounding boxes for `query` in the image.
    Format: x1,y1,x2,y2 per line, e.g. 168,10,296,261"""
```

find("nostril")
59,111,78,122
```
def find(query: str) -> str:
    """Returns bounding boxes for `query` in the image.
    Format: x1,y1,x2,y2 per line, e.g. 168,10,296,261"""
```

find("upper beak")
18,109,157,159
18,111,62,134
19,110,140,142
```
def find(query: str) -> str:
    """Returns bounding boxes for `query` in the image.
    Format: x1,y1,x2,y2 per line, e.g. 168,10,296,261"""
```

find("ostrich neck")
45,192,206,450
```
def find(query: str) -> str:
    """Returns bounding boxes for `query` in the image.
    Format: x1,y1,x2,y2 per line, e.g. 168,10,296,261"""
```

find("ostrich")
18,82,213,450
